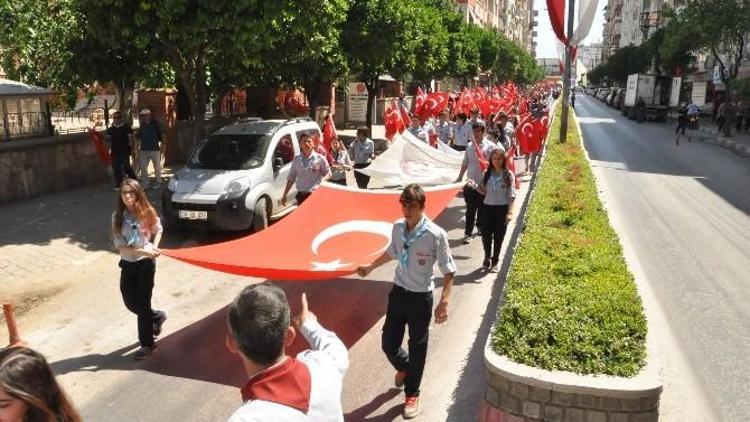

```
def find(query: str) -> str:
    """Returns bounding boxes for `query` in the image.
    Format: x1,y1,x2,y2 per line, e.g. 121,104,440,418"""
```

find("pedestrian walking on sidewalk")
106,111,137,190
136,109,163,189
112,178,167,360
357,184,456,419
455,122,500,244
0,347,82,422
467,149,516,272
225,284,348,421
716,102,727,134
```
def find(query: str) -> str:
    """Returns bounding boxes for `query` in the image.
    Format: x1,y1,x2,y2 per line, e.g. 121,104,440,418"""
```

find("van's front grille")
172,202,216,212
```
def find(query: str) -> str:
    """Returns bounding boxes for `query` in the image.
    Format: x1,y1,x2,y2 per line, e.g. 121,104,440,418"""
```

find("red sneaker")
403,396,420,419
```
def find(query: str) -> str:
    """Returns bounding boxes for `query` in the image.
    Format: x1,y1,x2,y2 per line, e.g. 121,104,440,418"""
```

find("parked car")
161,117,322,232
596,88,609,101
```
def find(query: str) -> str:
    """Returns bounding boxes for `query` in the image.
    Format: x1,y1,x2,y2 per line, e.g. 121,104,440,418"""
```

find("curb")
696,127,750,158
480,105,662,422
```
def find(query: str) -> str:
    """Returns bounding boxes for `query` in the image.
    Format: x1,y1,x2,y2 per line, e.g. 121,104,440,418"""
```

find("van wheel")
252,198,269,233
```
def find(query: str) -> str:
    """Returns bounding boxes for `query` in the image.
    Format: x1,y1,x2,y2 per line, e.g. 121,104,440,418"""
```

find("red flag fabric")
162,183,462,280
322,114,337,153
473,142,489,172
400,102,412,129
420,92,449,121
518,121,535,155
455,88,477,115
547,0,568,45
87,129,111,165
414,87,427,115
384,100,405,141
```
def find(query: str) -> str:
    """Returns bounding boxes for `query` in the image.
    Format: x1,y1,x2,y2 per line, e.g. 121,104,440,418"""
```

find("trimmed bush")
491,103,647,377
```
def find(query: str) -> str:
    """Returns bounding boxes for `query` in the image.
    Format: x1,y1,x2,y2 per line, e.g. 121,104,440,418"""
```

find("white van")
161,117,322,232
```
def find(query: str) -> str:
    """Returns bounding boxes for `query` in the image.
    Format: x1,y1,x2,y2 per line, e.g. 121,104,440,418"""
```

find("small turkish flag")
414,87,427,115
420,92,448,121
322,114,337,154
384,100,405,141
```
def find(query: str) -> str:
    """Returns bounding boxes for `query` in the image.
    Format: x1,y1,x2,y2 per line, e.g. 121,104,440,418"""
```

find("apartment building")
454,0,537,54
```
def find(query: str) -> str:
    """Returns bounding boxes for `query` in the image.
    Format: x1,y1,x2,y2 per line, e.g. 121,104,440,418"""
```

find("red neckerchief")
240,357,312,413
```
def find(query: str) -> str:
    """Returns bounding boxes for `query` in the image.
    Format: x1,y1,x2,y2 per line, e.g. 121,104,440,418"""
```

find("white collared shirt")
385,217,456,292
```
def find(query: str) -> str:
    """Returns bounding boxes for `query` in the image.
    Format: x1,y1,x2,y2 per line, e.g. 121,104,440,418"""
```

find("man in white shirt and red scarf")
226,283,349,421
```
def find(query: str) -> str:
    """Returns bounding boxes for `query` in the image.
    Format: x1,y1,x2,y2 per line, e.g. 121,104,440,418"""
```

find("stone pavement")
695,117,750,158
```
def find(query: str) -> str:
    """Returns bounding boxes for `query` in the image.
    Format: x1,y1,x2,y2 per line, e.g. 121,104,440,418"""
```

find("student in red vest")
226,283,348,421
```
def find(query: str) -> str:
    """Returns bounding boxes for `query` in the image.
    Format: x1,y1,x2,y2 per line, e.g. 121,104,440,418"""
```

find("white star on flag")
311,259,352,271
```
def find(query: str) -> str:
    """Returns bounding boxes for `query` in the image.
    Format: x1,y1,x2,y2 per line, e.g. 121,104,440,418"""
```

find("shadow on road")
344,389,402,421
50,277,393,389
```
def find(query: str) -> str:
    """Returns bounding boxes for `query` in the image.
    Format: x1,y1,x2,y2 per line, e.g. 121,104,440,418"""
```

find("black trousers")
463,186,485,237
112,152,137,188
480,204,509,261
329,178,347,186
353,163,371,189
119,259,158,347
451,145,467,152
675,119,687,135
382,285,433,397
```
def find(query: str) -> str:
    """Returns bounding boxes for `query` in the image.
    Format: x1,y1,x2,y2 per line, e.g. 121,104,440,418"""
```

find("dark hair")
399,183,426,209
456,113,467,122
0,347,81,422
227,283,290,366
472,121,486,131
112,178,159,238
299,133,312,143
356,126,368,137
482,149,512,188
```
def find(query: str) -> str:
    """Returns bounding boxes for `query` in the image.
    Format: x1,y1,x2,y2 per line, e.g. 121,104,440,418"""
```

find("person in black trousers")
348,126,375,189
106,111,137,190
468,149,516,271
112,178,167,360
357,184,456,419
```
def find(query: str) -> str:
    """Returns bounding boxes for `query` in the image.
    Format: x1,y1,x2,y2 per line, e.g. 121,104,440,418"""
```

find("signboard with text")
347,83,369,122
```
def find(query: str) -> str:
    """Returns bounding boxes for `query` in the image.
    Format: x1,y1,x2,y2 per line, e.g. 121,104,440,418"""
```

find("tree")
657,12,698,76
442,16,483,84
259,0,350,118
0,0,80,90
663,0,749,103
343,0,423,130
410,3,450,83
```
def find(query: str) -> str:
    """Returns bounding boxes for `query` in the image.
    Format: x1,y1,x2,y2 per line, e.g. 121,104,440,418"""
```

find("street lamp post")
560,0,576,142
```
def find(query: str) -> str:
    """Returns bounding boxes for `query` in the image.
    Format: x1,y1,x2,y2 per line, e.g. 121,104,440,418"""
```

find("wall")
0,133,110,204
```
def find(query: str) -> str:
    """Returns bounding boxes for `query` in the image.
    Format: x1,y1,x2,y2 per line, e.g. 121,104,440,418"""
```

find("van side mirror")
273,157,284,171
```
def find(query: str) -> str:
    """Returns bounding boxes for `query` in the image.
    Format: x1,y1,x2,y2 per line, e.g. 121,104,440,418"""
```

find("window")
273,134,295,165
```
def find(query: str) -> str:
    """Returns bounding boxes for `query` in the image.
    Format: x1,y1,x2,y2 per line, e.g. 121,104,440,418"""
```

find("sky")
533,0,605,58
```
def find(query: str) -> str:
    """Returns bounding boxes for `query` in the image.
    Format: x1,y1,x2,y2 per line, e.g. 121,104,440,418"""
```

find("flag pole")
559,0,576,143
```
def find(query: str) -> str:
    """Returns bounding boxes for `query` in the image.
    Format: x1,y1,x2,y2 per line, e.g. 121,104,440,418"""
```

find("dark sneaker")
490,258,499,272
462,235,471,244
483,258,491,270
133,345,156,360
403,396,420,419
153,310,167,337
394,371,407,388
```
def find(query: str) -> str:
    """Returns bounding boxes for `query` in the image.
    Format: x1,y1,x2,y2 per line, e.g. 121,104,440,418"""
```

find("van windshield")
189,134,271,170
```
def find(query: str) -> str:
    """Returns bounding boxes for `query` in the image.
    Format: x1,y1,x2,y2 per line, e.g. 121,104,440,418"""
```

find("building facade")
454,0,536,55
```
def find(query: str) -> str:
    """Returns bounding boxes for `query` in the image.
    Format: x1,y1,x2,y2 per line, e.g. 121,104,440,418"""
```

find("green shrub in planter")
491,103,647,377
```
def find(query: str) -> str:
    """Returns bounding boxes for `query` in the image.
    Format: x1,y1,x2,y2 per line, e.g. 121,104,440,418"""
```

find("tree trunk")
365,80,377,135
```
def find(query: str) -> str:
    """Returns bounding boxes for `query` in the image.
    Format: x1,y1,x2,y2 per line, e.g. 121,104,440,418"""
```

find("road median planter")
482,102,661,421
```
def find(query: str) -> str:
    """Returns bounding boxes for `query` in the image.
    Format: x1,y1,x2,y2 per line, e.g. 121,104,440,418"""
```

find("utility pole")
559,0,576,142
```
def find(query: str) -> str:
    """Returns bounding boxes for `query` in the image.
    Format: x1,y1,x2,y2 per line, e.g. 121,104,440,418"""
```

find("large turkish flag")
162,183,462,280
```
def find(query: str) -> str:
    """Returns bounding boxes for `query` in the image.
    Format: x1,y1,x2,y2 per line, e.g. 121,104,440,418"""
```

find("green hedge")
491,103,647,377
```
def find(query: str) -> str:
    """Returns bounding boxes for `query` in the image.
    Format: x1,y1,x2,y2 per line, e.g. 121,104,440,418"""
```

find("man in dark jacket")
137,108,163,189
106,111,137,190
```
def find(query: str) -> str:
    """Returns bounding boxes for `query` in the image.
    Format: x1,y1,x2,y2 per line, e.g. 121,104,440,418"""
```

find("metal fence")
1,112,53,141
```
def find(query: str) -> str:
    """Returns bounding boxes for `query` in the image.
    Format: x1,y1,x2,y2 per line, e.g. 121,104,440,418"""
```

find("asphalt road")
2,163,534,421
575,95,750,421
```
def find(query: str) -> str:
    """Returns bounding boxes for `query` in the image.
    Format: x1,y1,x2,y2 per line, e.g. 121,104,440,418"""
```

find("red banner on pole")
547,0,568,45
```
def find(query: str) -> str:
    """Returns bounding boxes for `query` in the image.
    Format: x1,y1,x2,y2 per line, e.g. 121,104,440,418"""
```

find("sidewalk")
696,117,750,158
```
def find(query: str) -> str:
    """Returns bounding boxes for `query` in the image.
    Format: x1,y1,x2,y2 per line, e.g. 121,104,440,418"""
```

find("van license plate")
178,210,208,220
